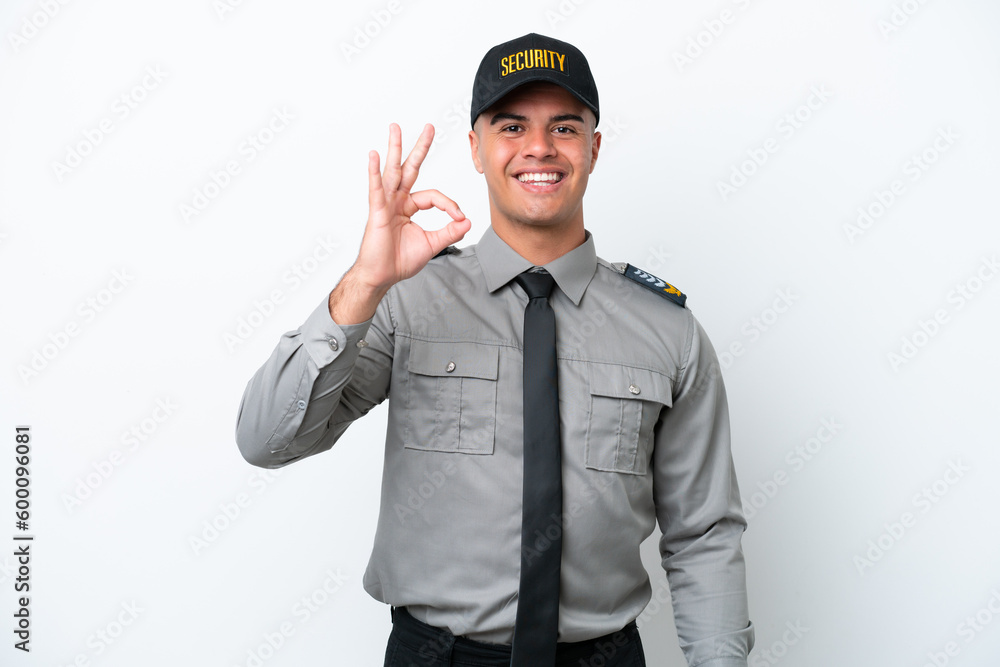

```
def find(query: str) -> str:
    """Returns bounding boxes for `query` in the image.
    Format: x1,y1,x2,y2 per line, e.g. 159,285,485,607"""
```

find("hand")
352,123,472,291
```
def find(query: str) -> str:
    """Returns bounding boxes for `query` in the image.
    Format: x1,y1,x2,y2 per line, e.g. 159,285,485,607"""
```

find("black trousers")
383,607,646,667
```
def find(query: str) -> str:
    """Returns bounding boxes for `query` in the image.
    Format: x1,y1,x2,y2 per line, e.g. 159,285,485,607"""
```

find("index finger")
398,124,435,193
368,149,385,212
382,123,403,192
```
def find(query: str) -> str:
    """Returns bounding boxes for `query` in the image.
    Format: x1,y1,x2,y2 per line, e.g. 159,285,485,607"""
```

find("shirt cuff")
692,659,749,667
299,296,373,371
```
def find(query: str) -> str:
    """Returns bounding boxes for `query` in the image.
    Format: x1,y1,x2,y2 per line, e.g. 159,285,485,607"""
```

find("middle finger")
383,123,402,191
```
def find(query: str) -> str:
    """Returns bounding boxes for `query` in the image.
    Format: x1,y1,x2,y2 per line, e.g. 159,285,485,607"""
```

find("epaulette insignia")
621,263,687,307
433,245,457,259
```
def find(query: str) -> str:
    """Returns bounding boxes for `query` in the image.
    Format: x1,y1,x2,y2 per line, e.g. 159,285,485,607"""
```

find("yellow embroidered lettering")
500,49,567,77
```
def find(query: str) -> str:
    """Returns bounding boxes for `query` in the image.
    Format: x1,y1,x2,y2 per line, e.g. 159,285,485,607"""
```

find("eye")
501,124,523,133
553,125,577,134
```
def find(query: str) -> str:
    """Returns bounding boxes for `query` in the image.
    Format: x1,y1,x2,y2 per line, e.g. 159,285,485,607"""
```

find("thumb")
426,217,472,256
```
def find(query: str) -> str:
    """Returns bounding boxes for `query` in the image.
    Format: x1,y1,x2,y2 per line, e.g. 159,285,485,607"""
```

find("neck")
490,216,586,266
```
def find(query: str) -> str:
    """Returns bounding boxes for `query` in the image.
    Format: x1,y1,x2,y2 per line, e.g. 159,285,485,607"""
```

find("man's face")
469,82,601,234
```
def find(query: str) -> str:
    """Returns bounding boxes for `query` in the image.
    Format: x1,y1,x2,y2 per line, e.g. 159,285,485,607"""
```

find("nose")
521,126,556,160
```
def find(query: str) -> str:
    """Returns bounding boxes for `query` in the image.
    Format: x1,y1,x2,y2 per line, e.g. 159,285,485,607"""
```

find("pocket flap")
408,339,499,380
588,363,673,406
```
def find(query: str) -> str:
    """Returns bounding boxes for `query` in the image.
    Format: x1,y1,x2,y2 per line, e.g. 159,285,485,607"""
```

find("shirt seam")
397,331,521,350
674,308,696,398
395,332,680,381
386,285,399,331
264,359,311,453
583,358,678,384
689,658,750,667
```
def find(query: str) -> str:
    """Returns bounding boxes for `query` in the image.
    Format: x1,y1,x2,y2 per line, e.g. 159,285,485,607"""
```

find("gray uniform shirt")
236,226,754,666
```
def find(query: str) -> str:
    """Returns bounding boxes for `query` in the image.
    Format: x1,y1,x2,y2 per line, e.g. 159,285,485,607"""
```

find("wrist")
348,265,392,300
328,267,389,325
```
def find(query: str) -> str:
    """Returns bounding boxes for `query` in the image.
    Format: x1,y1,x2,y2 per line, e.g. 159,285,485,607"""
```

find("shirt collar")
476,225,597,306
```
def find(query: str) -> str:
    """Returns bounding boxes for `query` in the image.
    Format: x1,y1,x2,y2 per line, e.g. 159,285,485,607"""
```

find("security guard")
237,33,754,667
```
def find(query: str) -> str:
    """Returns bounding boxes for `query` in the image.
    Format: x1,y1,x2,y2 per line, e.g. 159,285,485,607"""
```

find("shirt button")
628,384,640,395
328,337,339,351
446,361,456,373
297,400,307,410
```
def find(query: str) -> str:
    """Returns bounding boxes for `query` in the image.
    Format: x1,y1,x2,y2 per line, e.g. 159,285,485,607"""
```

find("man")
236,33,754,666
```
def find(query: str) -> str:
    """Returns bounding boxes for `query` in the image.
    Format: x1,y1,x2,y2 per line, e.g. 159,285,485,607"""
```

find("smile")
516,172,564,185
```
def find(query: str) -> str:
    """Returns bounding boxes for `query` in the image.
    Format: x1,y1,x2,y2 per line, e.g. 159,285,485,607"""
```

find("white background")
2,0,1000,665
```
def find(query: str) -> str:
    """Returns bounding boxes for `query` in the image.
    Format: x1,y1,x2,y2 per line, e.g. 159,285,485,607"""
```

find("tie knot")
515,271,555,300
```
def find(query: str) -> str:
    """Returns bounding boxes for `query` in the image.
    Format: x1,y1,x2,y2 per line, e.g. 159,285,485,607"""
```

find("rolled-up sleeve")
652,312,754,667
235,293,394,468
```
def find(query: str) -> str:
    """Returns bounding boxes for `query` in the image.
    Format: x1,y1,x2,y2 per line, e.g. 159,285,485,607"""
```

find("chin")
512,213,565,228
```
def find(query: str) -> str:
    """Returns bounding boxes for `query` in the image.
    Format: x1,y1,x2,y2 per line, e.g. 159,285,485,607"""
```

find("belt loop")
428,627,456,664
444,635,455,664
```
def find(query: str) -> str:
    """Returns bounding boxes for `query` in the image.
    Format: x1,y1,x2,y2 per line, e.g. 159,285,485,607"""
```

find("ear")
589,130,602,174
469,128,484,174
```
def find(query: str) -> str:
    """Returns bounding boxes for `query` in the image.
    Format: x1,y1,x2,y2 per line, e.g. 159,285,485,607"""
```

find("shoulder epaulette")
432,245,458,259
618,263,687,308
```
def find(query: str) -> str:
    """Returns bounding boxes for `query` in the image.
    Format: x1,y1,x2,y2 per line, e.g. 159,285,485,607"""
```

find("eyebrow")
551,114,586,124
489,112,587,126
490,112,527,126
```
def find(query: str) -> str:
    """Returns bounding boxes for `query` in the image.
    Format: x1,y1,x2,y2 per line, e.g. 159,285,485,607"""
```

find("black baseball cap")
470,33,600,129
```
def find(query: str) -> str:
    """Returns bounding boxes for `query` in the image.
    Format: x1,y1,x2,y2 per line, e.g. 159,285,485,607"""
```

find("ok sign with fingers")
329,123,471,324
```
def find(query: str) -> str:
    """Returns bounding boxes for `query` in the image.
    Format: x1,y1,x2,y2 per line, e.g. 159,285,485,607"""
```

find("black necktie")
510,270,562,666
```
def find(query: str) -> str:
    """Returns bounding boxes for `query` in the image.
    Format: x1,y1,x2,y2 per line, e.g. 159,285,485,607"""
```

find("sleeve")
652,312,755,667
234,291,395,468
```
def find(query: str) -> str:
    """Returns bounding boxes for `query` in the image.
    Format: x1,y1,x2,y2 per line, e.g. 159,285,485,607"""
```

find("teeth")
517,172,561,183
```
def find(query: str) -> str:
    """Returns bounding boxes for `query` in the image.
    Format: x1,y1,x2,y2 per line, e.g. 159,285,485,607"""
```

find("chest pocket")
404,339,499,454
585,363,673,475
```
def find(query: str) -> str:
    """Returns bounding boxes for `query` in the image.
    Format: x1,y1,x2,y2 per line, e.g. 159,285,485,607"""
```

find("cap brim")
472,74,600,128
